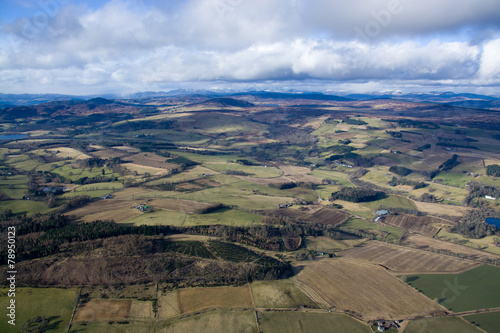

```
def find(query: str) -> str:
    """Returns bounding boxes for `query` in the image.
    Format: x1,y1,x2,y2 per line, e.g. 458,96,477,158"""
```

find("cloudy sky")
1,0,500,95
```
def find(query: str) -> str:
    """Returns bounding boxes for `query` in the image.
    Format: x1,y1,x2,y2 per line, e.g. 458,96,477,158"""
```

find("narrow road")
453,307,500,316
312,188,322,203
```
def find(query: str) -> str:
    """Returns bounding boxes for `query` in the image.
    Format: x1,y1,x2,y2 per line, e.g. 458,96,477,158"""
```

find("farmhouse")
135,204,150,212
279,203,294,208
334,161,353,168
485,195,497,200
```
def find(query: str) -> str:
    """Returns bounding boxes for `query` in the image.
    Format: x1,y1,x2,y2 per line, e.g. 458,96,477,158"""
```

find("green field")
313,184,343,200
258,312,371,333
359,195,418,211
360,172,393,189
465,312,500,333
62,182,123,198
340,217,402,242
146,165,219,184
304,236,366,252
251,280,317,308
411,182,469,203
311,121,338,136
0,200,47,215
165,150,246,164
433,172,471,188
407,265,500,312
228,178,317,202
51,164,121,182
127,207,263,227
70,309,258,333
205,163,281,178
5,155,42,171
32,159,65,172
404,317,482,333
0,175,28,199
174,187,292,210
119,129,210,145
0,287,77,333
309,169,353,186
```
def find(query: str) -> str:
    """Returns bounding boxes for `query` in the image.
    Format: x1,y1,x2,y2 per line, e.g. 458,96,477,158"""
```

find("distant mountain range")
1,90,499,109
0,93,115,107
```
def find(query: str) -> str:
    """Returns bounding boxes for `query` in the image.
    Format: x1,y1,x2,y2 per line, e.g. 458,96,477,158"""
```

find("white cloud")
0,0,499,94
476,38,500,84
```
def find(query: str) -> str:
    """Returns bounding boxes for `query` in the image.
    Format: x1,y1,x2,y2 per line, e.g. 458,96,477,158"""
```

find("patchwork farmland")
2,91,500,333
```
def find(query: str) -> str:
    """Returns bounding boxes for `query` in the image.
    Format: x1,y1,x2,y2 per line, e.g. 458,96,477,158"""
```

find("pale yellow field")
304,236,366,252
331,200,372,213
111,145,141,152
123,152,179,170
147,165,220,184
293,258,446,320
279,164,324,184
64,199,143,223
411,184,469,203
147,198,212,213
112,187,176,199
178,286,253,314
437,229,500,255
251,280,317,308
158,291,181,319
74,299,132,322
91,148,128,159
163,310,258,333
48,147,91,159
75,208,143,223
122,163,170,176
129,300,154,319
413,201,470,216
406,234,500,260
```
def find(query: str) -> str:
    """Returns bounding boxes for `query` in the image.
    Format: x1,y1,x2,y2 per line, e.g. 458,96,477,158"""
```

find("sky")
0,0,500,96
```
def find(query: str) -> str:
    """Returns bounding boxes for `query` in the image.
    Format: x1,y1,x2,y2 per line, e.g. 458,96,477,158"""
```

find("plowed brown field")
339,241,479,274
293,258,446,320
382,214,447,237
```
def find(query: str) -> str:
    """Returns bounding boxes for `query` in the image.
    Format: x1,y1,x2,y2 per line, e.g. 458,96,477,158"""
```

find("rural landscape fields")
0,92,500,332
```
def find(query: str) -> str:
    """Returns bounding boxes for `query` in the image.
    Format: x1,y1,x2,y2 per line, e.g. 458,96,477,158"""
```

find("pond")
485,217,500,228
0,134,28,140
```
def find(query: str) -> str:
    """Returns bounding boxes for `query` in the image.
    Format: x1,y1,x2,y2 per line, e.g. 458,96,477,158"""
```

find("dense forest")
487,164,500,177
450,206,500,238
330,187,386,202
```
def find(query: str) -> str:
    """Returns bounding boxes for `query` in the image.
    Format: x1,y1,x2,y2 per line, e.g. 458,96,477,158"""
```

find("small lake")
486,217,500,228
0,134,28,140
